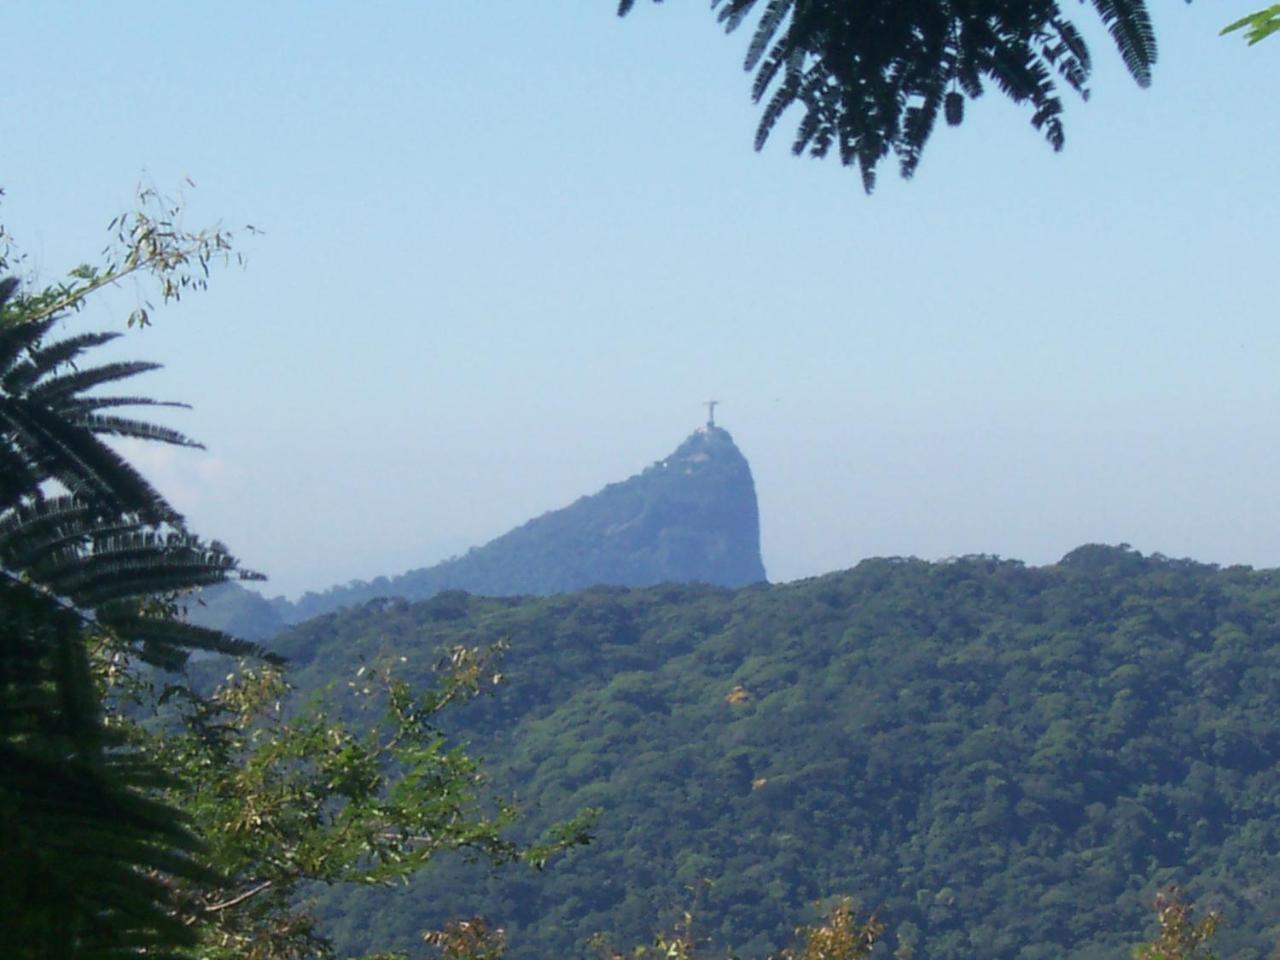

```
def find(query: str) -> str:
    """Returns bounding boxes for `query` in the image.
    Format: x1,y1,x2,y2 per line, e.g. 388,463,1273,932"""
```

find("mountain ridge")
192,424,766,635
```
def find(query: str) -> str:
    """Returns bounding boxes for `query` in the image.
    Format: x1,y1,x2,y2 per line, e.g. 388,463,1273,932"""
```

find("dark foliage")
619,0,1160,190
0,278,267,959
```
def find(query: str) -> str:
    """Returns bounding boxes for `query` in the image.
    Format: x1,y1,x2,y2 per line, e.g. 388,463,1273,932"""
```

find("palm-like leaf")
0,581,213,960
0,276,272,958
0,308,204,521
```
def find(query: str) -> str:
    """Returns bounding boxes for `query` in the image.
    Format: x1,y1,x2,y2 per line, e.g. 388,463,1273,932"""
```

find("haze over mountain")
191,423,766,636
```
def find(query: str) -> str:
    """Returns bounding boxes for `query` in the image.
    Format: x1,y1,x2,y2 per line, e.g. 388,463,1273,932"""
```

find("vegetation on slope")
275,545,1280,960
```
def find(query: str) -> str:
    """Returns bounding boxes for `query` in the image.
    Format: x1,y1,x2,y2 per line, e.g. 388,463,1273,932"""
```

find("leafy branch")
139,651,592,958
1222,5,1280,44
0,183,255,331
1132,888,1220,960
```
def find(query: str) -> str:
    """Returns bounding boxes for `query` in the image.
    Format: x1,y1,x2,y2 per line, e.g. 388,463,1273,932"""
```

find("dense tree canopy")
619,0,1161,189
277,548,1280,960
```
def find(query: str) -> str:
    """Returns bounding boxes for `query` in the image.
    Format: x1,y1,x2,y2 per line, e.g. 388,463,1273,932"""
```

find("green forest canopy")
275,545,1280,960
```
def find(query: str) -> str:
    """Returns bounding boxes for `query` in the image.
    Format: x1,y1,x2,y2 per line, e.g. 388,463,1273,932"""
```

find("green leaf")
1221,5,1280,44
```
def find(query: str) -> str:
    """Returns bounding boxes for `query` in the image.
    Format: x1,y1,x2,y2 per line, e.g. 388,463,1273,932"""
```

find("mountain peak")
202,426,769,629
682,422,736,448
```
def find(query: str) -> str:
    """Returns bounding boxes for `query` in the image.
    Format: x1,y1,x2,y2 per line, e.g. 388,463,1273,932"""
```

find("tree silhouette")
0,275,267,959
620,0,1159,190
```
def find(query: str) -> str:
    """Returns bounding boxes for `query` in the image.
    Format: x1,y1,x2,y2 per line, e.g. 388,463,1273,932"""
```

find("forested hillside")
271,545,1280,960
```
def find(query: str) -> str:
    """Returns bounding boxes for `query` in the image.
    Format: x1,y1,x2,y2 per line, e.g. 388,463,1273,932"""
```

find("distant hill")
192,424,766,635
183,580,284,642
272,545,1280,960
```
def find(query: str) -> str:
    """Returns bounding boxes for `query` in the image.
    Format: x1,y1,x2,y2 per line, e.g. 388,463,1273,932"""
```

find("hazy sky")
7,3,1280,597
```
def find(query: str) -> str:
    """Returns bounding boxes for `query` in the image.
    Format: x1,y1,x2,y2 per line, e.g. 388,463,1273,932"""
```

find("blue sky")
6,3,1280,596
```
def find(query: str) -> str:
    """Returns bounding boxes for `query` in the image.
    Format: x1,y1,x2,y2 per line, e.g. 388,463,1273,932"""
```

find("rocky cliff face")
196,425,767,632
589,425,765,587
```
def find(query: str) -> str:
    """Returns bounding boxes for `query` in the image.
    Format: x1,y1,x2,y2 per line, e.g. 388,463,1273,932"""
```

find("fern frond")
751,45,787,103
1090,0,1156,86
0,444,44,515
0,315,58,383
0,400,179,522
900,51,949,178
74,414,203,449
792,105,822,157
745,0,793,71
94,610,281,667
0,497,137,571
755,67,803,151
1031,97,1067,151
20,330,122,377
33,537,258,612
61,396,191,414
1054,16,1093,78
29,361,164,404
714,0,760,32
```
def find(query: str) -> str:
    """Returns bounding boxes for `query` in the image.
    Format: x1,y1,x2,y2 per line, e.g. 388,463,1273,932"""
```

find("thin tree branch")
201,879,275,914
